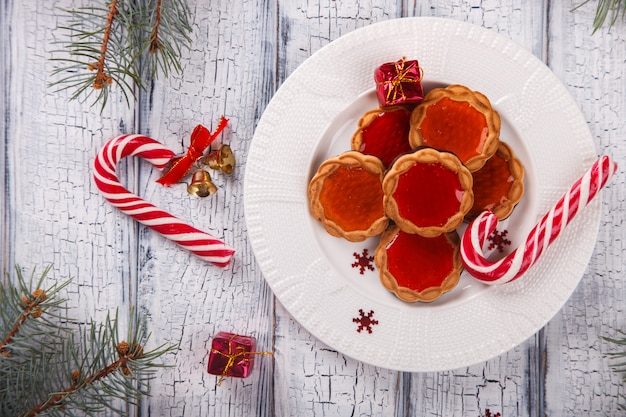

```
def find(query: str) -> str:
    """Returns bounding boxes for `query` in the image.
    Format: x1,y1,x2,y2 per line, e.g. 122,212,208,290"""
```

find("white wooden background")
1,0,625,416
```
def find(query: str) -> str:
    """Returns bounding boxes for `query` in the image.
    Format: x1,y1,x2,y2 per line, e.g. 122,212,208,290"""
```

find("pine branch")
139,0,193,80
0,266,175,417
149,0,164,54
91,0,119,90
23,336,152,416
604,330,626,409
575,0,626,32
49,0,192,112
0,265,70,358
49,1,138,112
0,289,46,356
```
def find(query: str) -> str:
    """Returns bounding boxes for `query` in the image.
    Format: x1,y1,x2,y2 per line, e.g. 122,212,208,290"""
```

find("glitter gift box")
374,58,424,107
207,332,257,382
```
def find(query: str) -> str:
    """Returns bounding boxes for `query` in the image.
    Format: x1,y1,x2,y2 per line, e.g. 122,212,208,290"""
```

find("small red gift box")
208,332,274,385
374,58,424,107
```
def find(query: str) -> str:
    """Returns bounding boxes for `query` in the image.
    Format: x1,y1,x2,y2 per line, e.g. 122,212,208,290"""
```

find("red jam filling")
319,165,384,231
418,97,489,163
469,151,514,216
386,230,456,292
359,108,412,167
392,162,464,227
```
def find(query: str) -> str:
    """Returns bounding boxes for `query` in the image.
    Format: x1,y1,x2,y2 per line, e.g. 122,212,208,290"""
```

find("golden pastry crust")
382,147,474,237
466,141,525,221
308,151,388,242
375,225,462,303
409,84,501,172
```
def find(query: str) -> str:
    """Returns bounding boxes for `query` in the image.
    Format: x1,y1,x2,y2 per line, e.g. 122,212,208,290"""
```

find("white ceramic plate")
244,17,600,372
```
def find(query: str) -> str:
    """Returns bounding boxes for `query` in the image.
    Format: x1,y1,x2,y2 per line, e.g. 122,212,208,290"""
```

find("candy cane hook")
460,156,617,284
94,134,236,268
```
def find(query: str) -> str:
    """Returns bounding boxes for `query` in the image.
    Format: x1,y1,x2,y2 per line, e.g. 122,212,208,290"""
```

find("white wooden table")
2,1,625,415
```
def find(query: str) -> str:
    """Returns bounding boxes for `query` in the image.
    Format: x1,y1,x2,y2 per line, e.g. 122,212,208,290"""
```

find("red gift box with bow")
207,332,272,385
374,58,424,107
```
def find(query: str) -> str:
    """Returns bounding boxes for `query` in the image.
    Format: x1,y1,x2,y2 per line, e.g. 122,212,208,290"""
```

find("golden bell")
204,145,235,174
187,170,218,197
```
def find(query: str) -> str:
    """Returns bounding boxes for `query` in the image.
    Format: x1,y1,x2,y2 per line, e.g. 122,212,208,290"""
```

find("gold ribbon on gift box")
378,57,424,103
212,335,273,386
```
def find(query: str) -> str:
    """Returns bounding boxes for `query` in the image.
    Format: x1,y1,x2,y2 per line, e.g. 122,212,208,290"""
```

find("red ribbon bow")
157,116,229,186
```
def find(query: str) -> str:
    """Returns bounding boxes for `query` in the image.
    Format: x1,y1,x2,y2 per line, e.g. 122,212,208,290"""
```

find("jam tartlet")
308,151,388,242
466,141,525,221
383,147,474,237
409,84,501,172
375,225,462,303
351,106,413,168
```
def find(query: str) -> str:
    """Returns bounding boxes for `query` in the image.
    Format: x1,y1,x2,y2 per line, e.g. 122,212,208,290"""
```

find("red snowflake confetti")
353,309,379,334
352,248,375,274
487,228,511,253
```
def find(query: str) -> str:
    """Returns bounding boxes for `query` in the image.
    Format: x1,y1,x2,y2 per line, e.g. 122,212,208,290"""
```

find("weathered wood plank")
402,1,547,416
544,0,626,415
135,1,277,415
3,0,138,339
2,0,138,415
0,0,10,270
272,0,551,415
273,1,406,416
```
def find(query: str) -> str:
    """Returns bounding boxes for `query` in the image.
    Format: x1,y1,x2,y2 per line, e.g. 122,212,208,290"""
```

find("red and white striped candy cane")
461,156,617,284
94,134,235,268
